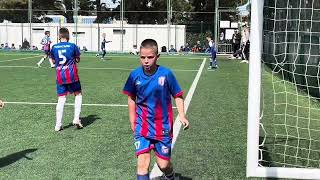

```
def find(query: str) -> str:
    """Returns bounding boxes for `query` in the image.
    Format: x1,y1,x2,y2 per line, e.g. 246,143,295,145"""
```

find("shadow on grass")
0,148,37,168
63,114,101,130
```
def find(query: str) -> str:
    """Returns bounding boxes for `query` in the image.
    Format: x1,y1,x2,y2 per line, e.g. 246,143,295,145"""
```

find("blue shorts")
44,50,50,56
56,81,82,96
134,136,172,160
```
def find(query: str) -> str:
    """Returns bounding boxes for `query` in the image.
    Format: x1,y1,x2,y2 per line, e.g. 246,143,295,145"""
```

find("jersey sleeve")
74,44,81,59
122,72,136,97
167,70,183,98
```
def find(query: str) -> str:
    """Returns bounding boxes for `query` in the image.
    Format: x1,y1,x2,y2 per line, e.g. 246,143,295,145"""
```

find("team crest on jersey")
158,76,165,86
136,81,141,86
161,146,169,154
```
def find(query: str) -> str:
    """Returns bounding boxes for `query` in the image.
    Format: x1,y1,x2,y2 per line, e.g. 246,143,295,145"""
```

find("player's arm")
128,95,136,132
174,95,189,130
75,45,81,63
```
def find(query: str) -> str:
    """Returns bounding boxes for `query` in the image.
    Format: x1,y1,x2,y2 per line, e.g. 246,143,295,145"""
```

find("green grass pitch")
2,51,318,179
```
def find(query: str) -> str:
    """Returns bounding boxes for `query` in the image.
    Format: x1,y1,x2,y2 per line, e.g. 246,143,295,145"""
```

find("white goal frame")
246,0,320,179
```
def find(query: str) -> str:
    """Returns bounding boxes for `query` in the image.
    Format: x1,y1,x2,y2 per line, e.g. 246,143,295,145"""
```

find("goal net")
247,0,320,179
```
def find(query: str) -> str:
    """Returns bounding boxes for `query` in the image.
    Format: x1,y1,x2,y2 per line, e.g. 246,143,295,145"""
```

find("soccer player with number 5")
49,27,83,132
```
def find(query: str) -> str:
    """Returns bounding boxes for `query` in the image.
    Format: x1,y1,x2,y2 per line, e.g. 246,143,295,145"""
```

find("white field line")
0,65,198,72
2,101,177,108
0,55,42,63
150,58,206,178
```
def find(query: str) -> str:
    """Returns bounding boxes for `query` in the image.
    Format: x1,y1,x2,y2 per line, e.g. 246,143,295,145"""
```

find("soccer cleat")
54,126,63,132
0,100,4,109
72,119,83,129
36,63,41,67
207,66,212,70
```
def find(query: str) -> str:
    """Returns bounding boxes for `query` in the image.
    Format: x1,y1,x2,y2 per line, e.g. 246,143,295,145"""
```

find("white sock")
74,94,82,121
38,58,45,65
49,58,54,67
56,96,66,127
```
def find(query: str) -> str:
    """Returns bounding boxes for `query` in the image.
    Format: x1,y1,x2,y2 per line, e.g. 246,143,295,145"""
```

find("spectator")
179,46,184,53
229,29,241,59
4,43,10,50
11,43,16,50
196,41,202,52
32,45,38,50
22,38,30,50
168,45,177,54
192,45,199,53
240,25,250,63
18,45,22,50
161,46,167,53
184,43,190,52
130,45,139,55
82,46,88,52
0,44,4,49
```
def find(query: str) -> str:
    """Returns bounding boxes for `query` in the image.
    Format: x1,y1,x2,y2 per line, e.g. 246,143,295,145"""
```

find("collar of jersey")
141,65,160,78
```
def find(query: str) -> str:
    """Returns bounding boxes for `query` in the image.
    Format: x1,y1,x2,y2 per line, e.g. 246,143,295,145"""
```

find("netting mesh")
260,0,320,168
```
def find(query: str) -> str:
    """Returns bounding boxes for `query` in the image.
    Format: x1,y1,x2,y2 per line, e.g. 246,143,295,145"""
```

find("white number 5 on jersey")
58,49,67,64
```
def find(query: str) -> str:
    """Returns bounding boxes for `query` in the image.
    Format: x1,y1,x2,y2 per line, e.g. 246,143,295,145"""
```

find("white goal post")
246,0,320,179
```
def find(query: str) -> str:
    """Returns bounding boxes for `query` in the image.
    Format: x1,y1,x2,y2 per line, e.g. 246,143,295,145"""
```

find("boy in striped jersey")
37,31,55,68
123,39,189,180
49,27,83,131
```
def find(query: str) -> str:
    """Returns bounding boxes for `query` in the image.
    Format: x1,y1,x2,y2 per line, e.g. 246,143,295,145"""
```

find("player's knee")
157,160,171,172
137,154,150,174
137,161,149,174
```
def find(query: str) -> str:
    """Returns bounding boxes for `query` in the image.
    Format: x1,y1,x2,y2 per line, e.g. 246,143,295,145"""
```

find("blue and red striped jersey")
50,42,81,85
123,66,184,140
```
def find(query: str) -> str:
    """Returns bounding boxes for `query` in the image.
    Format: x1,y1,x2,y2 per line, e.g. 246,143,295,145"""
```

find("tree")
0,0,28,23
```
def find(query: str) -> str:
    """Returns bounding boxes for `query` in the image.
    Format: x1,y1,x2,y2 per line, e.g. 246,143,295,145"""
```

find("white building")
0,21,185,52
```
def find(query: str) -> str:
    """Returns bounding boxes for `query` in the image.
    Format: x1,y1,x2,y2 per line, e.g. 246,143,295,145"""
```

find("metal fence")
0,0,244,54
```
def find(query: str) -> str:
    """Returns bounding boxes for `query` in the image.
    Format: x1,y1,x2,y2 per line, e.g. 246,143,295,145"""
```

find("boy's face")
139,47,159,72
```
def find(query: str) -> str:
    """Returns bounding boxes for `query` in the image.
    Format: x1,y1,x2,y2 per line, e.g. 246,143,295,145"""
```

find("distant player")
96,33,112,60
207,36,218,69
122,39,189,180
49,27,83,131
37,31,55,68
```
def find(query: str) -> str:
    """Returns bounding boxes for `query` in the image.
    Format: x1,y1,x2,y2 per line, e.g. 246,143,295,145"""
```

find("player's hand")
179,116,189,130
130,123,135,132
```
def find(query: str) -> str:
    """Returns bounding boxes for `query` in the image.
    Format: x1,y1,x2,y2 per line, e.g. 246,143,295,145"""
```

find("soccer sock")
56,96,66,127
164,170,175,180
136,174,149,180
38,58,45,65
102,51,106,58
49,58,54,66
74,94,82,121
209,58,213,67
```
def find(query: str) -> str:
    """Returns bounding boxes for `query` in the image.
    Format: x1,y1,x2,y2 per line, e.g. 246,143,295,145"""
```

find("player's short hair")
59,27,69,40
140,39,158,54
45,31,50,35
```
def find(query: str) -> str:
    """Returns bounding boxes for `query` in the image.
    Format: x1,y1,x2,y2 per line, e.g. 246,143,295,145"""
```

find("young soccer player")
96,33,112,60
122,39,189,180
37,31,55,68
49,27,83,131
207,36,218,69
